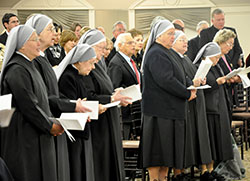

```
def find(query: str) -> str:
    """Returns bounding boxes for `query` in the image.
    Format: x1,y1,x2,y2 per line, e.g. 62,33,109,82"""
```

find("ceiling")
1,0,250,9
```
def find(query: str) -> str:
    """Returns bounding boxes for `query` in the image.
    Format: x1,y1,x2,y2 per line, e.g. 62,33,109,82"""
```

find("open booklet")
50,112,89,142
120,84,142,103
225,66,250,88
0,94,15,128
187,84,211,90
194,57,213,79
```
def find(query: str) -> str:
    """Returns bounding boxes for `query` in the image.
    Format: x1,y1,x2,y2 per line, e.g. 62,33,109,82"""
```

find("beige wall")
95,10,128,39
0,9,18,33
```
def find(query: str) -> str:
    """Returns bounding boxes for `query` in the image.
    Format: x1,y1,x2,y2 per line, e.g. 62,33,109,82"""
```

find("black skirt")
141,115,185,169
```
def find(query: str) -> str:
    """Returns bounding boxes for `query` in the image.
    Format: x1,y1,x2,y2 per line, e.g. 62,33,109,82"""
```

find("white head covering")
78,29,106,46
0,25,35,90
55,44,96,80
173,30,185,45
141,19,175,72
193,42,221,64
25,14,52,35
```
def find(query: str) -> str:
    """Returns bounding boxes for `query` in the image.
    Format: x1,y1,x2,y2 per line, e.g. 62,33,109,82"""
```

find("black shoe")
172,173,187,181
210,171,225,181
200,171,215,180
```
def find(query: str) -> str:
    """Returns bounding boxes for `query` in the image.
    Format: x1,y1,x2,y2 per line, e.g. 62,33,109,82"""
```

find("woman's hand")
216,76,226,85
75,98,92,113
98,104,107,115
50,123,64,136
192,78,202,87
188,89,197,101
111,88,132,107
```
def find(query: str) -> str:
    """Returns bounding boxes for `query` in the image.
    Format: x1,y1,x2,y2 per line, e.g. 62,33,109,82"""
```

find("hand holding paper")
120,84,142,103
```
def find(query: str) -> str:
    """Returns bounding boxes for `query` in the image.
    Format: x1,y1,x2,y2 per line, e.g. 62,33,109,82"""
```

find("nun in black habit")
25,14,89,181
193,42,234,179
170,30,213,177
77,29,131,181
58,44,102,181
0,25,63,181
140,20,197,181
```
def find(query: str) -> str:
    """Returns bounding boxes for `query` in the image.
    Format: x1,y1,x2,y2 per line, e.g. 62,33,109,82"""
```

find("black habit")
141,42,191,169
34,54,75,181
82,63,125,181
58,65,94,181
186,35,200,62
0,53,57,181
45,44,66,66
170,49,212,167
199,25,242,68
203,64,234,161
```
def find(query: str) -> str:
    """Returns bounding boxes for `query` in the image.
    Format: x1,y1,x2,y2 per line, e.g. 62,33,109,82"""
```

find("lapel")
117,52,138,83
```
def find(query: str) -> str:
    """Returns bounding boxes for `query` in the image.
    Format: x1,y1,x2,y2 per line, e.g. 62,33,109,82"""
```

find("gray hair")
213,29,236,45
212,8,224,18
112,21,127,32
196,20,209,32
114,33,131,51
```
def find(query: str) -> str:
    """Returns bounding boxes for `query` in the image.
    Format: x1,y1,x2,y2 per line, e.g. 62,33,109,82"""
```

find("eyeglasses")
29,37,40,42
9,20,20,24
125,41,135,45
47,26,56,32
177,38,188,43
95,45,106,50
116,28,126,32
167,32,175,36
226,42,234,47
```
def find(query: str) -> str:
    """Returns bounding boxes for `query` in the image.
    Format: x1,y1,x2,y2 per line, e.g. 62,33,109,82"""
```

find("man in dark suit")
186,20,209,61
108,33,141,140
105,21,127,66
199,8,242,68
0,13,19,45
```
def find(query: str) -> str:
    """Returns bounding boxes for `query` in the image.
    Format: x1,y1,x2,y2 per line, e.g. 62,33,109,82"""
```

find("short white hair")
114,33,131,51
196,20,209,32
112,21,127,32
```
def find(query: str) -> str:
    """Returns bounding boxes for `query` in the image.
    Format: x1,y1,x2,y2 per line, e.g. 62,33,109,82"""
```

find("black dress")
203,64,233,162
170,49,212,167
82,63,125,181
45,44,65,66
58,65,94,181
0,53,57,181
141,42,191,169
34,54,75,181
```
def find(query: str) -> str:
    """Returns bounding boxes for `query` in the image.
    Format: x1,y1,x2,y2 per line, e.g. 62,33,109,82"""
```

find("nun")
58,44,105,181
77,29,131,181
170,30,213,179
193,42,234,180
25,14,89,181
140,20,196,181
0,25,63,181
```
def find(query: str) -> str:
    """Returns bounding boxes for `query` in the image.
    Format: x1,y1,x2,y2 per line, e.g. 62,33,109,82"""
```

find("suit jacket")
0,32,8,45
186,35,200,62
105,37,116,66
200,25,242,68
108,52,141,121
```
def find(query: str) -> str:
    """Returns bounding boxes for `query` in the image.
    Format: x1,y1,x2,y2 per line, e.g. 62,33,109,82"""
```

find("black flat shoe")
172,173,187,181
210,171,226,181
200,171,215,180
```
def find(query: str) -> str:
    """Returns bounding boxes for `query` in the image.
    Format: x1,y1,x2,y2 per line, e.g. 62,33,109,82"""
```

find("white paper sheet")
238,74,250,88
59,113,89,131
226,66,250,80
120,84,141,103
194,57,213,79
187,84,211,90
0,94,15,128
103,101,120,108
81,101,99,120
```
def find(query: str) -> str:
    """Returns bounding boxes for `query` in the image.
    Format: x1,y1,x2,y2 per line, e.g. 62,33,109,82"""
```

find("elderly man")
105,21,127,65
0,13,19,45
200,8,242,68
186,20,209,61
172,19,185,32
108,33,141,140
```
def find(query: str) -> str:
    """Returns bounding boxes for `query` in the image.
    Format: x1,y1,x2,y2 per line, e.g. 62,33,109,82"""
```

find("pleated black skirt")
141,115,185,169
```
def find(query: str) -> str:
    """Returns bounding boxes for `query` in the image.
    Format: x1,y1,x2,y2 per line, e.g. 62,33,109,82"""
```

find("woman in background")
59,29,77,58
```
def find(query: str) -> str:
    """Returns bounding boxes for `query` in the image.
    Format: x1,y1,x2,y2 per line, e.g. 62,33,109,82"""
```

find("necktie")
222,55,232,72
130,58,140,85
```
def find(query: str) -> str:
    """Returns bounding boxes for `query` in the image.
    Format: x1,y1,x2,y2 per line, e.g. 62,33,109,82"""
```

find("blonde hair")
59,30,77,48
213,29,236,45
79,26,91,37
106,37,113,49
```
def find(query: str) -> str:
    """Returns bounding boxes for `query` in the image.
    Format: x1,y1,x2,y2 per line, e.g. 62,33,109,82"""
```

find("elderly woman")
77,29,131,181
25,14,88,181
170,30,213,179
213,29,239,122
140,20,196,181
59,29,78,58
45,23,64,66
194,42,234,180
58,44,104,181
0,25,63,180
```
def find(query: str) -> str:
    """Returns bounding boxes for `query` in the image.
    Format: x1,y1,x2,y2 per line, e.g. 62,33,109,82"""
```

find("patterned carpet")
242,148,250,180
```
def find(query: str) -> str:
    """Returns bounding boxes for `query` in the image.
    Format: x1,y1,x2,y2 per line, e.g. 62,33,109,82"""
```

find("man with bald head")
108,33,141,139
172,19,185,32
187,20,209,61
199,8,242,68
